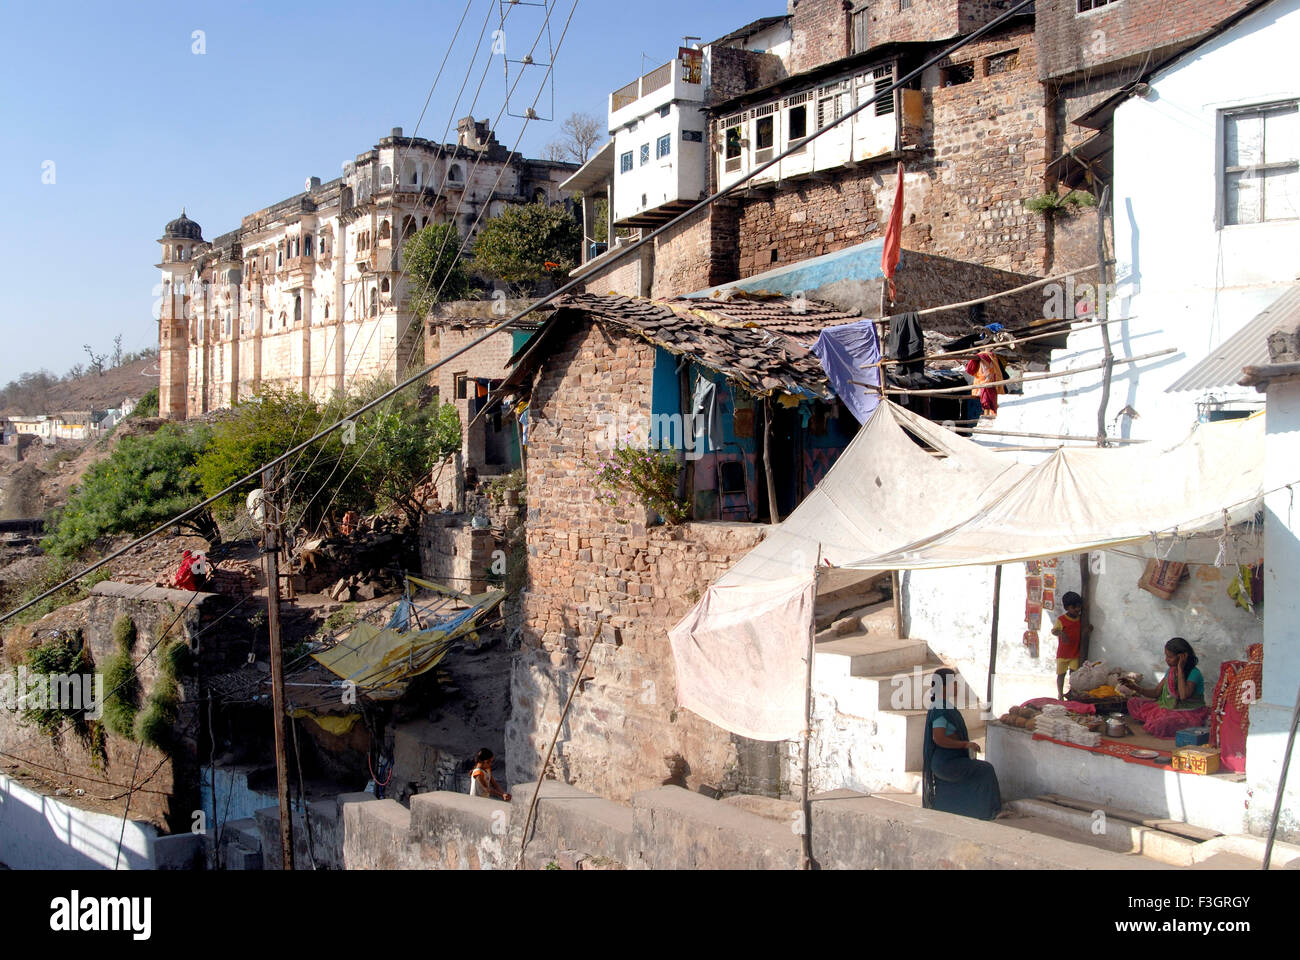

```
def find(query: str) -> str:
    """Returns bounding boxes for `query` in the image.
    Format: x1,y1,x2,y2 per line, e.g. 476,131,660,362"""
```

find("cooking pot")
1106,717,1128,737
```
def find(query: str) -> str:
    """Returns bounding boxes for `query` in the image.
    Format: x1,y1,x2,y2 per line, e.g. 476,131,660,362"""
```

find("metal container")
1106,717,1128,737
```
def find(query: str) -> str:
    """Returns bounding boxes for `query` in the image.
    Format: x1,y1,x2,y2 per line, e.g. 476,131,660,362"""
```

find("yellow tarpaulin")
310,587,504,701
290,709,362,736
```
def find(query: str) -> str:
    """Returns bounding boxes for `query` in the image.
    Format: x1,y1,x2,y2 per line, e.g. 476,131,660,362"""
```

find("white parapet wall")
0,774,159,870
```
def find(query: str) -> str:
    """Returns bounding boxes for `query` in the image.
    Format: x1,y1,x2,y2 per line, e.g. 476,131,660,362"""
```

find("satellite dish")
247,488,267,523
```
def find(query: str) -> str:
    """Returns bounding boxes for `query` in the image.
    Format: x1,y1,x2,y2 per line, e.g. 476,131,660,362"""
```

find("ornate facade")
156,119,575,419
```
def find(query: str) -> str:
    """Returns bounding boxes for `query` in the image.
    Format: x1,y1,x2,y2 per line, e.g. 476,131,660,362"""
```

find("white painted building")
896,0,1299,840
998,0,1300,443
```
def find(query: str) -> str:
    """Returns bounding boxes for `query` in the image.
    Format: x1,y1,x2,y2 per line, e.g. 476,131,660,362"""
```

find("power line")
1,0,1035,628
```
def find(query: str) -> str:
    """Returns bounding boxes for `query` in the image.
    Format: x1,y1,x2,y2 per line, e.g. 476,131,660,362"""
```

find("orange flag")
881,161,905,303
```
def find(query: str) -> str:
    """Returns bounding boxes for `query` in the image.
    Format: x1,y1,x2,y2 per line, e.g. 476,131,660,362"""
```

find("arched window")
323,302,329,320
369,287,378,317
277,248,283,267
448,164,463,182
264,256,269,270
175,245,183,260
379,220,391,240
294,295,302,326
380,277,390,293
304,235,313,256
401,216,415,239
380,165,392,186
421,216,429,228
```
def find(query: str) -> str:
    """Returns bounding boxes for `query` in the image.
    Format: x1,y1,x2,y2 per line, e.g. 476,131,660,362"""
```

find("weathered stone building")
156,120,575,420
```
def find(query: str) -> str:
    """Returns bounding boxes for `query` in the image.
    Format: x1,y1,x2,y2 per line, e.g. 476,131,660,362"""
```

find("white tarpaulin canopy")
670,401,1266,741
717,401,1031,587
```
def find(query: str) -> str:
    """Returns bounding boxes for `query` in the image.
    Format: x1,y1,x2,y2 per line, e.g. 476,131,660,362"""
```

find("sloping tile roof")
508,291,864,398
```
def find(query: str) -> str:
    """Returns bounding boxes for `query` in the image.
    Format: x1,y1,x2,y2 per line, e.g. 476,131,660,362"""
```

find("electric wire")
1,0,1041,629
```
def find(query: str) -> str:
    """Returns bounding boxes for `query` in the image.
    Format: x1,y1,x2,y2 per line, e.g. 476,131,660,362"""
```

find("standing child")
1050,591,1091,698
468,748,511,801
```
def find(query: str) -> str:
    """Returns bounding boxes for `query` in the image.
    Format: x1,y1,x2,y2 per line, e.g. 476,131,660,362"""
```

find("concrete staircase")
809,600,986,796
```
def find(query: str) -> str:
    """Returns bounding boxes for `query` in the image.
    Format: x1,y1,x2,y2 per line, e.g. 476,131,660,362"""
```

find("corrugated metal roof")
1167,284,1300,393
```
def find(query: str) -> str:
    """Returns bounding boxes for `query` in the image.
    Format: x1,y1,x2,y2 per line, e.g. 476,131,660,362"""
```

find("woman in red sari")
1122,637,1209,739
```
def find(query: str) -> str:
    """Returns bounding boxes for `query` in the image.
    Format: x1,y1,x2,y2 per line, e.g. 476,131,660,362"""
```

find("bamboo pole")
762,397,781,525
1095,185,1115,446
965,428,1145,443
801,547,823,871
914,262,1101,317
986,565,1002,714
852,347,1177,397
515,636,599,870
875,315,1130,368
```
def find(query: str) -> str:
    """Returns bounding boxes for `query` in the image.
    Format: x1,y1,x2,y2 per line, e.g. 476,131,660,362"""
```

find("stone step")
1005,799,1201,865
874,708,987,773
853,662,951,712
814,634,929,680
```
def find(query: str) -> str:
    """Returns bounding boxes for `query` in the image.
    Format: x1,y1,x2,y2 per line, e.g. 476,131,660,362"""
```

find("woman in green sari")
923,667,1002,820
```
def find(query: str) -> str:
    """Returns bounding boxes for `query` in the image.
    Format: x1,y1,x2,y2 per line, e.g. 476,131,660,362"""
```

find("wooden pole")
801,547,822,871
1264,681,1300,870
1078,553,1093,664
762,397,781,525
986,565,1002,712
262,466,295,871
851,347,1177,397
1095,185,1115,446
913,262,1101,318
874,314,1130,369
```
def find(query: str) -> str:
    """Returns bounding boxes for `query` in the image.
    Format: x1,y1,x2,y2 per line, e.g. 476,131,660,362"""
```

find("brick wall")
733,25,1048,277
1035,0,1258,81
650,205,741,298
790,0,853,74
505,319,773,801
708,46,788,106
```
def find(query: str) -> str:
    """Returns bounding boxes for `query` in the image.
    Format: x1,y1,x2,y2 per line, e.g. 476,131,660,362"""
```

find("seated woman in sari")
923,667,1002,820
1121,637,1209,739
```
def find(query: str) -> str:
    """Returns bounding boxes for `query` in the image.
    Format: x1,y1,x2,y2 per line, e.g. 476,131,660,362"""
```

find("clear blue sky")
0,0,772,386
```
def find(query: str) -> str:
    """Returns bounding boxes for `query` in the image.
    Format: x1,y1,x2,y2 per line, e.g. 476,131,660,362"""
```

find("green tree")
44,424,219,558
472,202,582,292
404,222,477,316
195,391,367,528
133,387,159,418
346,382,462,527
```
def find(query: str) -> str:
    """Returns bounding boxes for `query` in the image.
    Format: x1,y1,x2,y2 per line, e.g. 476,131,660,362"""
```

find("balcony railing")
612,79,639,112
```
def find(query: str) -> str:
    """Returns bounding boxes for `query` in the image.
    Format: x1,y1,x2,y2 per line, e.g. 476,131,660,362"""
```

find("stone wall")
419,514,497,596
0,583,234,830
650,204,741,298
790,0,853,74
506,319,772,801
734,22,1050,278
855,0,1015,48
1034,0,1258,81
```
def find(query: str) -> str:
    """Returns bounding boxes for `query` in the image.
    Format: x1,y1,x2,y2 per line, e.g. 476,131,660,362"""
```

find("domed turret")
163,209,203,241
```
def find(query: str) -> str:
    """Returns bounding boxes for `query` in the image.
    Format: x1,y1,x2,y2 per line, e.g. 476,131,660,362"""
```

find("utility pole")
261,466,295,871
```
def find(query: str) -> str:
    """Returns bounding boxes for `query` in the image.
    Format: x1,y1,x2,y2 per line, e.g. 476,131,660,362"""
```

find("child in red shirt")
1050,591,1091,698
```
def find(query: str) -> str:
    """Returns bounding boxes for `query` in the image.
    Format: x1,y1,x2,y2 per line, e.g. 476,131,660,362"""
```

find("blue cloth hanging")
810,318,882,424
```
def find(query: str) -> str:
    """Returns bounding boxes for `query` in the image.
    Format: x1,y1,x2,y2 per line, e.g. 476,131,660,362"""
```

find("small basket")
1172,746,1220,775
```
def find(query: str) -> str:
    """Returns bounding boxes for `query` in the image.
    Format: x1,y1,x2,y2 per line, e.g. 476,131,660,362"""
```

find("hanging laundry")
886,311,925,375
810,318,882,424
1227,562,1264,610
691,376,723,454
965,351,1005,416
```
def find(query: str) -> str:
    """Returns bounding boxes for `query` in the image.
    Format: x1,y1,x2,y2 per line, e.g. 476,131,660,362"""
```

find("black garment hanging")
886,311,925,376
